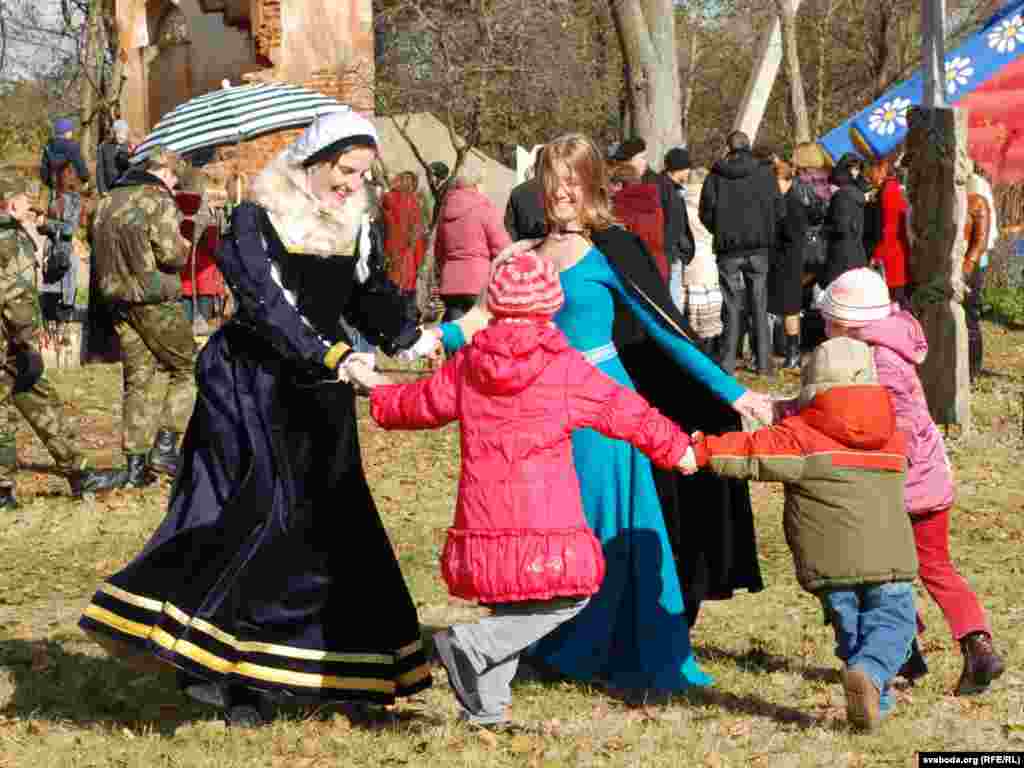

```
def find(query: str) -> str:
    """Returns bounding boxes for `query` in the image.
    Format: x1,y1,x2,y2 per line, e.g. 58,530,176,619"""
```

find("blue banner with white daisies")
819,2,1024,162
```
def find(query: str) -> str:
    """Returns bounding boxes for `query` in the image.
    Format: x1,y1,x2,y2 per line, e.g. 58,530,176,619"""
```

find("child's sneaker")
841,665,881,732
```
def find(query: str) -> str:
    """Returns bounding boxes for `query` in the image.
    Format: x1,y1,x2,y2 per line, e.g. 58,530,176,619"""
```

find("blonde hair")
537,133,616,233
793,142,830,171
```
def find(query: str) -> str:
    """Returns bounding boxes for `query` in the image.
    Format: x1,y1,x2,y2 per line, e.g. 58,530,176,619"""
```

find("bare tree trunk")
814,0,838,138
78,0,101,169
680,21,699,146
777,0,811,143
610,0,681,164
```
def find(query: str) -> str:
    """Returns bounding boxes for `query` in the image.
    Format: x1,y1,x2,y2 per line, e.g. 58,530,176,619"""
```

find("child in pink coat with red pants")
370,251,696,728
816,268,1005,695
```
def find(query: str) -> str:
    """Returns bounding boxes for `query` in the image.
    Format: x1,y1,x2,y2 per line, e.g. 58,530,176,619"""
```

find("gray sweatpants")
441,597,588,724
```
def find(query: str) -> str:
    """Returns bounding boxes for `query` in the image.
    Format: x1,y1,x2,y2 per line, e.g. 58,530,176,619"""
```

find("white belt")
582,342,618,366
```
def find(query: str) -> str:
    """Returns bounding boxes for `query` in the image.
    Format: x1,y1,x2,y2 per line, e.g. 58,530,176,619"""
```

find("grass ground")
0,321,1022,767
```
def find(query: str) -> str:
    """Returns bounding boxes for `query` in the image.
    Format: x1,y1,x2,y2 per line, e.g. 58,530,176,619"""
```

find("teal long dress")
442,247,745,692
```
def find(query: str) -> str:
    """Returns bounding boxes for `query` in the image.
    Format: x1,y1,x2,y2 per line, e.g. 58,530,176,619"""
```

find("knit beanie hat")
612,137,646,162
53,118,74,136
487,250,564,319
664,147,691,173
799,336,878,407
817,267,892,328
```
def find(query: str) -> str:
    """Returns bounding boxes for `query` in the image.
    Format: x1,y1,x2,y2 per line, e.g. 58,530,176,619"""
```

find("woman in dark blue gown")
80,111,435,724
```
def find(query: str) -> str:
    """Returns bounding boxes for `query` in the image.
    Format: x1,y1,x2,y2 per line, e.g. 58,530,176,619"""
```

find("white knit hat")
282,109,379,167
817,268,891,328
799,336,878,407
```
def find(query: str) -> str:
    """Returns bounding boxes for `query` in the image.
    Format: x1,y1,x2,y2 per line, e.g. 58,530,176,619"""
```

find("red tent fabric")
963,55,1024,183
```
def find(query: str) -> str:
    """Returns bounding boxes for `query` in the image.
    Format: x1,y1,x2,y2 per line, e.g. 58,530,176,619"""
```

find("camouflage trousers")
112,301,197,454
0,373,85,485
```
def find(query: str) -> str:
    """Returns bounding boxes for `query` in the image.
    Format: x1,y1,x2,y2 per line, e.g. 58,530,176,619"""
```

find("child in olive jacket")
692,337,917,732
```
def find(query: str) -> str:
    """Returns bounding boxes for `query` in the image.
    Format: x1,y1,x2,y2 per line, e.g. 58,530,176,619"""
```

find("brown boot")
841,666,881,732
956,632,1005,695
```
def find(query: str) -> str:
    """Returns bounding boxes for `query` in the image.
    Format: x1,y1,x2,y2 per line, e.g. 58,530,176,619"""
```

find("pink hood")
853,306,928,366
465,321,568,396
852,308,954,515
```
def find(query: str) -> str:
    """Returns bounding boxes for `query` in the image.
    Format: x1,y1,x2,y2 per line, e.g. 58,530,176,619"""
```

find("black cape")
592,227,765,621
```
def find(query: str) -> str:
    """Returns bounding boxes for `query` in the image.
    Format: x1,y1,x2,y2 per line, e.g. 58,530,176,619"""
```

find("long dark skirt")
621,339,765,625
79,324,431,704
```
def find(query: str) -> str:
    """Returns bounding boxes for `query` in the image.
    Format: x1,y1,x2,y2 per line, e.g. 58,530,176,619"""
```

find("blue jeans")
669,261,684,312
821,582,916,715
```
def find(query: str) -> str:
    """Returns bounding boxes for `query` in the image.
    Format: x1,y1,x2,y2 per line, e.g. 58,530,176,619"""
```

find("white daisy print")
867,97,912,137
988,14,1024,54
945,56,975,96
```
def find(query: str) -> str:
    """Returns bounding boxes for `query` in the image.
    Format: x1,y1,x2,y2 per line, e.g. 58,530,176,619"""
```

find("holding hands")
732,390,774,427
338,353,393,393
397,327,443,363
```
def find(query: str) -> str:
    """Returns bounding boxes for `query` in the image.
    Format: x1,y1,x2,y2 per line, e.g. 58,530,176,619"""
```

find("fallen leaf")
477,728,498,748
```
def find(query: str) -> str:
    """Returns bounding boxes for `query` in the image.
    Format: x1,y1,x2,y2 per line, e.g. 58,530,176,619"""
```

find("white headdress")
248,108,379,266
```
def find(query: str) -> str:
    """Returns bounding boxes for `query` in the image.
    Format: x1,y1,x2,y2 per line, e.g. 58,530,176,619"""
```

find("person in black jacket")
40,118,90,193
823,152,869,287
661,147,695,310
699,131,783,374
96,119,132,194
504,174,546,241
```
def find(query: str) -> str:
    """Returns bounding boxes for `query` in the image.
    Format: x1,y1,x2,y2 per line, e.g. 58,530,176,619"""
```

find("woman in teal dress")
432,134,771,695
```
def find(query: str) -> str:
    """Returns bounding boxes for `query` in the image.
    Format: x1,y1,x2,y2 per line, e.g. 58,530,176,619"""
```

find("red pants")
912,507,989,641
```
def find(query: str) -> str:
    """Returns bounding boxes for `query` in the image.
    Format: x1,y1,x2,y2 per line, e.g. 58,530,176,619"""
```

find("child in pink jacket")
370,251,695,728
817,268,1005,696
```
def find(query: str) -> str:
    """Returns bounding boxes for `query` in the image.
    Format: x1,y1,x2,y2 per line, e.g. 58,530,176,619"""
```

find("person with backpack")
40,119,90,195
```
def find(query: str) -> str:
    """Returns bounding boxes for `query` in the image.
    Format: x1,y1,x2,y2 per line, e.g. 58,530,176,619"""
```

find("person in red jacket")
609,162,668,282
381,171,425,303
370,250,695,728
864,156,910,306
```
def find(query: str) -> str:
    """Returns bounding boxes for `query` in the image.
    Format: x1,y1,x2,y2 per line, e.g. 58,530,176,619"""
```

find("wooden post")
905,106,972,429
904,0,971,429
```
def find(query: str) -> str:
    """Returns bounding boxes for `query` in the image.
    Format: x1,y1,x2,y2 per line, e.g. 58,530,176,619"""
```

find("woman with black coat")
768,158,810,369
823,152,869,287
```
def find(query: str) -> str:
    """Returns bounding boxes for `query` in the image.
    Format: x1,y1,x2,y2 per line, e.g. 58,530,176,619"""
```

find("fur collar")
247,154,372,258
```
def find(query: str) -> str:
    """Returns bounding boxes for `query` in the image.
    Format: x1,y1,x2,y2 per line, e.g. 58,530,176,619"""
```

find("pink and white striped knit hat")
818,268,892,328
487,251,564,319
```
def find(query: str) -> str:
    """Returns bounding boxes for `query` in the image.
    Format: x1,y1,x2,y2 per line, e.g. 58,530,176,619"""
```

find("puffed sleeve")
218,203,343,372
341,218,422,356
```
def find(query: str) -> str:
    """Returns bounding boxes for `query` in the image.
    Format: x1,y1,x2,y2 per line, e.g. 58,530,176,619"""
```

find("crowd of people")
0,108,1006,735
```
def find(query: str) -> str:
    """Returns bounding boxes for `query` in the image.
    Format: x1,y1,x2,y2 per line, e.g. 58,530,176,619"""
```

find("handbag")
683,283,724,340
802,225,827,269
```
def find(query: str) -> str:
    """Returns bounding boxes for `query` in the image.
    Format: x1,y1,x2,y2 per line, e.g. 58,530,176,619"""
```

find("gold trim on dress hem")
92,585,425,666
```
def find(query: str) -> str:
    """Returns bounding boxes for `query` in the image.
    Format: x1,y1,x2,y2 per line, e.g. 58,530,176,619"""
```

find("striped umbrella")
131,82,350,163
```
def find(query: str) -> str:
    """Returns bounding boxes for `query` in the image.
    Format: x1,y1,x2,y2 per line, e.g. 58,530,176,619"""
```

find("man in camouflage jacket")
0,172,123,506
91,146,197,487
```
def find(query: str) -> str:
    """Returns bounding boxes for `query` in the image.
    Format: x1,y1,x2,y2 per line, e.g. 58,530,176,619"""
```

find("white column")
731,0,803,142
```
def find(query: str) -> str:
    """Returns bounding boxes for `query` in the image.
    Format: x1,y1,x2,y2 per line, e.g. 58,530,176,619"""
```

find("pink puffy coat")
435,186,512,296
854,308,956,515
370,320,690,603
